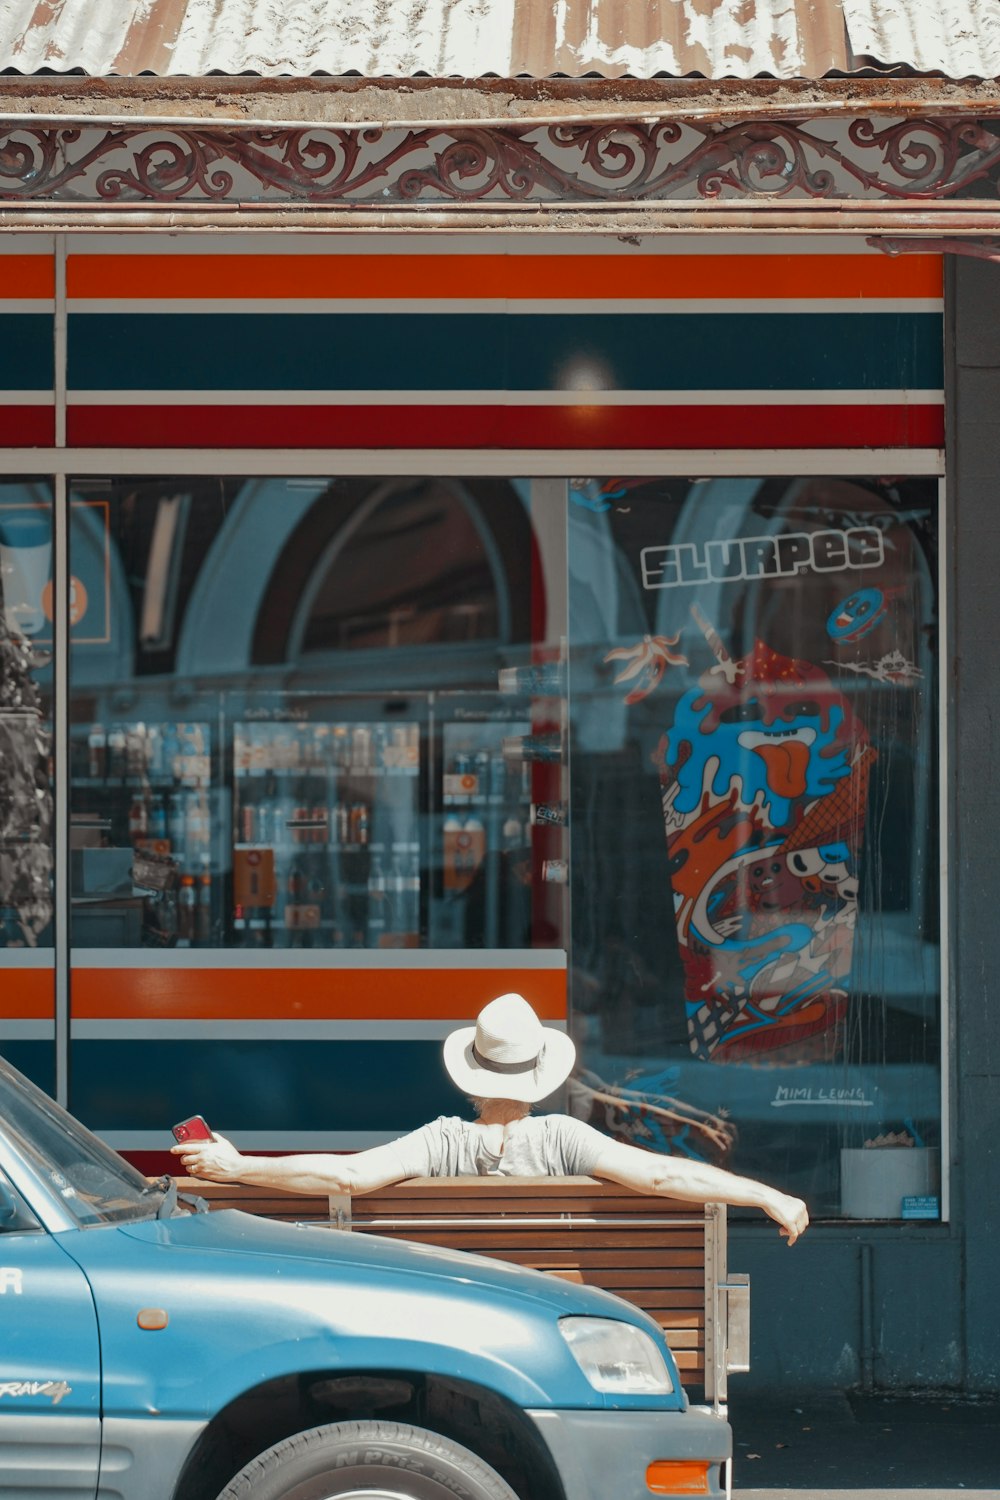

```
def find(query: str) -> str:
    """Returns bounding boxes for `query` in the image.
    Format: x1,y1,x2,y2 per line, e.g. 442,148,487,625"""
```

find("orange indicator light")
136,1308,169,1331
646,1459,711,1494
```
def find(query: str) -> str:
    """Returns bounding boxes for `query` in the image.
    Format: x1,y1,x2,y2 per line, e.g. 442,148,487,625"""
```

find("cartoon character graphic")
827,588,887,644
657,616,876,1062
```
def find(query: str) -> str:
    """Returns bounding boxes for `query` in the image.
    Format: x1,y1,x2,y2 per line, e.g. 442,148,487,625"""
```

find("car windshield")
0,1052,178,1226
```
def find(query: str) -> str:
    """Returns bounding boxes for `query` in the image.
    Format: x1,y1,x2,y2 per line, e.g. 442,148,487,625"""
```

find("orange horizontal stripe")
67,253,942,302
3,255,54,299
0,968,55,1019
72,967,566,1022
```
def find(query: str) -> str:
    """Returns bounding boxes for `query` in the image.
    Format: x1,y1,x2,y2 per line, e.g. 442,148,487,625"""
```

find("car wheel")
214,1418,521,1500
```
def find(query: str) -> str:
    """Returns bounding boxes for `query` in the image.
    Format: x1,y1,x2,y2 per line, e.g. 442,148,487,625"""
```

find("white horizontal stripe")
70,947,565,970
66,233,920,258
0,1021,54,1040
67,389,945,407
73,1018,567,1041
0,300,55,313
0,950,55,968
67,298,943,316
103,1129,401,1150
0,446,947,476
0,391,55,404
0,236,54,255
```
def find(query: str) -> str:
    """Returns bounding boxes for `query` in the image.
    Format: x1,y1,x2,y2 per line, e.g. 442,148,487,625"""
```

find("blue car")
0,1053,730,1500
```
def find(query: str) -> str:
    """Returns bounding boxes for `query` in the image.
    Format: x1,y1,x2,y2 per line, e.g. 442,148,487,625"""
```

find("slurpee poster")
567,476,940,1204
658,619,875,1062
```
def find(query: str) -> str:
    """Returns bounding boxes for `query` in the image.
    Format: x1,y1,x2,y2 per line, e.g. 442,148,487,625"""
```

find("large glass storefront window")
67,476,565,957
62,470,941,1210
566,476,940,1219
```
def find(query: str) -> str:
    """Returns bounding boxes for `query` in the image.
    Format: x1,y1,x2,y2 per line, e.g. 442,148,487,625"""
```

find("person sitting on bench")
172,991,809,1244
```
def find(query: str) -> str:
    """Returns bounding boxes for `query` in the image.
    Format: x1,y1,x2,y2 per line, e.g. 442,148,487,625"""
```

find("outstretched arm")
170,1134,409,1196
590,1137,809,1245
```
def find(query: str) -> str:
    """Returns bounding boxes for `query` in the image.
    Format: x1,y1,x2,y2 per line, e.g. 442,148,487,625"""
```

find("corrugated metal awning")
1,0,1000,80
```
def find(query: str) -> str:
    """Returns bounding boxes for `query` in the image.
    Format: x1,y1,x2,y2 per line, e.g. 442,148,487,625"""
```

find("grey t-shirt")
391,1113,607,1179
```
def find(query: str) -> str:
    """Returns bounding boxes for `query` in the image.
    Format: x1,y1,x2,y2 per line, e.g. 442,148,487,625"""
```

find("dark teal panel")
69,1039,455,1135
0,1042,55,1097
68,312,943,393
0,314,54,390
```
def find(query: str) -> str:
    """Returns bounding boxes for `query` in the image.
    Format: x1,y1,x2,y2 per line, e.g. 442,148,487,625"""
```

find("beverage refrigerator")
69,669,568,955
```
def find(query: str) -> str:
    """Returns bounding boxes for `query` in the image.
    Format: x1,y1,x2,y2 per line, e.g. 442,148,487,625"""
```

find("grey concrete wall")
730,1228,963,1396
948,254,1000,1394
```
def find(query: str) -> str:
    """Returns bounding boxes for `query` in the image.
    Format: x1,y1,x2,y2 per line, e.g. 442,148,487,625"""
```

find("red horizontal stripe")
72,966,566,1022
67,403,944,450
68,252,944,302
0,969,55,1019
0,407,55,447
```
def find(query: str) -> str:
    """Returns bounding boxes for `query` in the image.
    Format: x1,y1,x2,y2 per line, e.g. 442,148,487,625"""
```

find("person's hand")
169,1131,243,1183
763,1191,809,1245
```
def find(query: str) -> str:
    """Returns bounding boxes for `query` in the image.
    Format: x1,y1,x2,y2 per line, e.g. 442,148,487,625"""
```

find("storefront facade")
0,70,997,1392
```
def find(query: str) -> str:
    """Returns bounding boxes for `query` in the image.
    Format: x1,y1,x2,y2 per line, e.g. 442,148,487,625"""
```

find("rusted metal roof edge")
2,74,1000,125
2,200,1000,236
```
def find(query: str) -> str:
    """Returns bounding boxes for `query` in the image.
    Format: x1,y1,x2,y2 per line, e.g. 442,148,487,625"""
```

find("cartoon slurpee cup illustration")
657,611,876,1062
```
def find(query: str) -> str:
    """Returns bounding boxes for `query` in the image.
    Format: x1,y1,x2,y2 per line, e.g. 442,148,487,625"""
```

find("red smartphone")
172,1115,214,1144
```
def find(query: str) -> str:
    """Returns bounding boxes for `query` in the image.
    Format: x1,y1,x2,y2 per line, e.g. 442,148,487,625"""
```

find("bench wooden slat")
371,1231,705,1256
360,1196,702,1216
421,1245,703,1267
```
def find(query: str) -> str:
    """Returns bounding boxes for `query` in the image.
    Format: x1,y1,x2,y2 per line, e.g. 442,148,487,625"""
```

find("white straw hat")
443,993,576,1103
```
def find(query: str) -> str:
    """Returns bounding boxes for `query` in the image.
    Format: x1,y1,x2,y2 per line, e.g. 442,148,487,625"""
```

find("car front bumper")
527,1405,731,1500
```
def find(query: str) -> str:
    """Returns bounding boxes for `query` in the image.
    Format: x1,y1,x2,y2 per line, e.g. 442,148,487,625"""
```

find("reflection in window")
567,476,940,1219
67,475,554,959
298,481,501,654
0,481,54,949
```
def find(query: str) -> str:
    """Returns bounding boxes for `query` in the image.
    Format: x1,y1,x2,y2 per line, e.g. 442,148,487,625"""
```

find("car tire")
214,1418,521,1500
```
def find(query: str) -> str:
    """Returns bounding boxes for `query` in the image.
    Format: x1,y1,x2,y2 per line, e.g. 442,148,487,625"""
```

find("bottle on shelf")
488,752,507,799
501,732,563,764
462,816,486,876
367,855,387,945
388,854,405,934
502,817,526,852
498,661,565,696
87,723,107,779
107,723,127,779
177,874,197,946
195,859,212,945
148,795,167,841
126,725,147,778
150,725,167,778
161,723,180,780
404,851,421,939
128,794,148,844
168,792,186,861
159,884,178,945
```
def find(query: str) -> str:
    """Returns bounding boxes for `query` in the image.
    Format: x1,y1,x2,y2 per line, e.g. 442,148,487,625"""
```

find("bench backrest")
176,1175,749,1404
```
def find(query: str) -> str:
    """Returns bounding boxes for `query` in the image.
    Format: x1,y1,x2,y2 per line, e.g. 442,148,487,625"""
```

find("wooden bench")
176,1175,750,1408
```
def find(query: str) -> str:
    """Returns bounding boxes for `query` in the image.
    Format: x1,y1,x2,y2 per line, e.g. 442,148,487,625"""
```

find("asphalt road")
727,1392,1000,1499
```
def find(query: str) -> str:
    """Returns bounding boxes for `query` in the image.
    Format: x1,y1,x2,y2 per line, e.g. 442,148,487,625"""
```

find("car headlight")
559,1316,675,1395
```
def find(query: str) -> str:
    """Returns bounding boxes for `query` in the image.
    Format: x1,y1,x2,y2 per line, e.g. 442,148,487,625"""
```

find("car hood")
115,1206,639,1323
